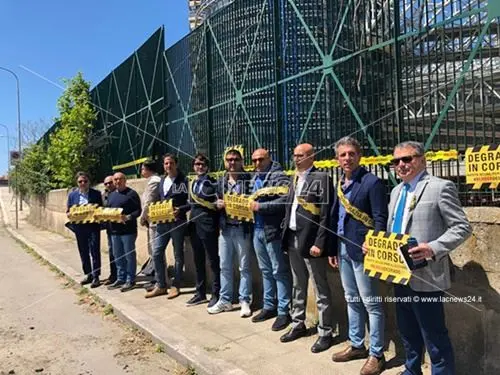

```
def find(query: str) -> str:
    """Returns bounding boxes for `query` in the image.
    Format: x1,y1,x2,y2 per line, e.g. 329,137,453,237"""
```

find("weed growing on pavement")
103,304,114,316
155,344,165,353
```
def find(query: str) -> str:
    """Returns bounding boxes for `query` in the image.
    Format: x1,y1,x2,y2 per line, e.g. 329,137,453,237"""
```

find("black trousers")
75,228,101,279
189,224,220,298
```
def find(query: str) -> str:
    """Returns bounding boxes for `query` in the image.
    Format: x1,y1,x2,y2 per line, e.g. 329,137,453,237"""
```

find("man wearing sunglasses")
207,149,253,317
66,172,103,288
328,137,388,375
249,148,292,331
388,141,471,375
102,175,117,285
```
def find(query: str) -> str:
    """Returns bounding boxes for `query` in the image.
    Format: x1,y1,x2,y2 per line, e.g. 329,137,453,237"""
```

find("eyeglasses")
251,157,265,163
225,157,241,162
390,155,420,166
77,180,88,184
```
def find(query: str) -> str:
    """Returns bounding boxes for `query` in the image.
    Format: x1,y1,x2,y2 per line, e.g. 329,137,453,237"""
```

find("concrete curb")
0,198,247,375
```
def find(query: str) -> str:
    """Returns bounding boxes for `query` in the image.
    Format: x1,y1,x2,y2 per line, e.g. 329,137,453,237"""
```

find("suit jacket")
250,161,289,243
158,171,189,222
281,167,333,258
388,172,472,292
189,174,219,235
66,187,103,232
140,175,161,223
329,167,388,261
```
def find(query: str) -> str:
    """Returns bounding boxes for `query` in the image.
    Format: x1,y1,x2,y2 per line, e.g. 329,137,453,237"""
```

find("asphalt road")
0,224,184,375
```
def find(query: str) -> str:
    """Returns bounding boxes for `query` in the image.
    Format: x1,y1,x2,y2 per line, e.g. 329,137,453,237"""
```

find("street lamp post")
0,66,22,228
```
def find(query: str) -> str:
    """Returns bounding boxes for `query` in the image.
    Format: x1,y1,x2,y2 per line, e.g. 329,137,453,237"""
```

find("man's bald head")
252,148,271,172
104,175,116,192
293,143,314,171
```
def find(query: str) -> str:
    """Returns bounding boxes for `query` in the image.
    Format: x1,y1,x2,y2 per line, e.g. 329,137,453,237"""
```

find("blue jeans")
107,232,117,280
253,228,291,315
219,225,252,304
153,222,186,289
395,285,455,375
111,233,137,283
339,242,384,357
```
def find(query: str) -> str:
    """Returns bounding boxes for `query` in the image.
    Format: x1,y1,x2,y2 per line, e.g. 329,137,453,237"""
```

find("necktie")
392,183,410,233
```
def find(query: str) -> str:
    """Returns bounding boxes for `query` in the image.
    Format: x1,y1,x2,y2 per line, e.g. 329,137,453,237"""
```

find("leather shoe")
186,294,208,306
120,282,136,292
145,286,167,298
271,315,291,331
311,335,333,353
207,295,218,308
103,278,116,286
107,280,125,290
90,278,100,288
280,325,307,343
332,345,368,362
80,275,92,285
167,287,180,299
360,355,385,375
252,309,277,323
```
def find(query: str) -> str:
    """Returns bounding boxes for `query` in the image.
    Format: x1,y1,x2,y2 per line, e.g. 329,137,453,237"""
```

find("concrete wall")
27,181,500,375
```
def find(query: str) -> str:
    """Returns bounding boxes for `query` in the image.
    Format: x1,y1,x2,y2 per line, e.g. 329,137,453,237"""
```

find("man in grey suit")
388,141,472,375
139,159,161,278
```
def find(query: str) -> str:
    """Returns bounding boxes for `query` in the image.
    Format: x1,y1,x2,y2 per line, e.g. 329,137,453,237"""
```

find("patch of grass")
103,304,114,316
155,344,165,353
77,287,89,296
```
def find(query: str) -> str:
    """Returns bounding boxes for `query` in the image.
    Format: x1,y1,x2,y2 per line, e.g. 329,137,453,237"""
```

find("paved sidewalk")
0,187,412,375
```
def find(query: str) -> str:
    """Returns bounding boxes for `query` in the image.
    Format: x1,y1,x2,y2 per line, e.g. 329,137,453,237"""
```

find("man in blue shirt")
329,137,388,375
249,148,292,331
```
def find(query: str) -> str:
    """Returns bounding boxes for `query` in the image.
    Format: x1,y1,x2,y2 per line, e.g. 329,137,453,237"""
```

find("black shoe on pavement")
90,278,101,288
186,294,208,306
143,281,156,292
207,295,218,308
311,335,333,353
107,280,125,290
252,309,278,323
280,324,307,343
120,282,136,292
271,314,291,331
103,276,116,286
80,275,92,286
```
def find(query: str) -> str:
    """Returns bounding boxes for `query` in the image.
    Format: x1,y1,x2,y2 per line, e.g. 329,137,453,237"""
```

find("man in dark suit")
186,153,220,307
280,143,334,353
145,153,189,300
328,137,388,375
66,171,103,288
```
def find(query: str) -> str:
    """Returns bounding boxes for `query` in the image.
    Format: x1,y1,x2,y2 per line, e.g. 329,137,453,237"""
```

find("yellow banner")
363,230,411,285
224,193,254,222
148,200,175,224
112,157,148,171
68,204,98,223
93,207,123,223
465,145,500,189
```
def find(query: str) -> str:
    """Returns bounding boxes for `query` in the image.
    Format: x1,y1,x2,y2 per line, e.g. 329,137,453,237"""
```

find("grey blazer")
388,172,472,292
140,175,161,223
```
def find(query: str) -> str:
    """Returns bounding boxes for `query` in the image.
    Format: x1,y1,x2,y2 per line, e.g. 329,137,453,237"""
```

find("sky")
0,0,189,175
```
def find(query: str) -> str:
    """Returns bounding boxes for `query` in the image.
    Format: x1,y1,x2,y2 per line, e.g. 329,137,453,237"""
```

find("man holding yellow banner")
388,141,472,375
207,149,253,317
327,137,388,375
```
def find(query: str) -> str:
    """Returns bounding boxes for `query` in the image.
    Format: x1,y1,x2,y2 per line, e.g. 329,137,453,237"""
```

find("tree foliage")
10,72,97,196
45,72,97,188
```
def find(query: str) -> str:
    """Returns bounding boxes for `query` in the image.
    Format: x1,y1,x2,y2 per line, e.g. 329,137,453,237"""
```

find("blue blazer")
329,167,388,262
66,188,103,232
158,171,189,221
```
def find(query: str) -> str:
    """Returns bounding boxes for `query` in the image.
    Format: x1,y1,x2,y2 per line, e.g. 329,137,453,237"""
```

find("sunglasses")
77,180,88,184
225,157,241,162
252,157,265,163
390,155,420,166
